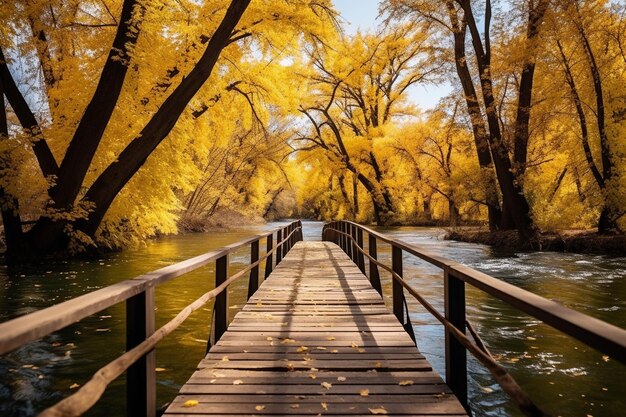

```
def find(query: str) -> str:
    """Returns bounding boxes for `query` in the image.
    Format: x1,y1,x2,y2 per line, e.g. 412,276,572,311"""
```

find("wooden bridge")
1,220,626,417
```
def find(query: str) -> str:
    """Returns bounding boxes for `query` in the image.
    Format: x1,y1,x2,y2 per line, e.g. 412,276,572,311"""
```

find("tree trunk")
0,89,25,258
352,174,359,218
449,198,459,228
26,0,252,253
50,0,144,210
460,0,538,243
446,1,502,231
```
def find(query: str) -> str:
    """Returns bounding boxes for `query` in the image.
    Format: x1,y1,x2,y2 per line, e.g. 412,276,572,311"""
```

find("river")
1,221,625,417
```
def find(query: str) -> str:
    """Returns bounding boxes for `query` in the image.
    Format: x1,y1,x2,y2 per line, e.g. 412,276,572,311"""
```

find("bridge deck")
164,241,468,416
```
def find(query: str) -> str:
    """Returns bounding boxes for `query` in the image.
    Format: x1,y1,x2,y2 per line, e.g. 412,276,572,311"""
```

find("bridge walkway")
163,241,468,416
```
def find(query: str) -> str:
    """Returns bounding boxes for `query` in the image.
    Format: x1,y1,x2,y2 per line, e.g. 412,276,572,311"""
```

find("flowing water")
0,221,624,417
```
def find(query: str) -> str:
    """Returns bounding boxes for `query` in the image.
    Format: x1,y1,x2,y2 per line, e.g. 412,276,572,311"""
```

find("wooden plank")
164,241,468,417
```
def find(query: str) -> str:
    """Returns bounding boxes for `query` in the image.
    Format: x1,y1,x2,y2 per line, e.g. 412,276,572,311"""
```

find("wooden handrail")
0,220,303,417
0,222,300,356
323,221,626,363
323,220,626,416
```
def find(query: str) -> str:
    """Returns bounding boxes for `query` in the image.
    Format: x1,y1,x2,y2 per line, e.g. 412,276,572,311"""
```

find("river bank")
445,228,626,255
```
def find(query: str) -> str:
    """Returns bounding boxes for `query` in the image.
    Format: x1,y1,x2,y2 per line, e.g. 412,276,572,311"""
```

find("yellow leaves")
183,400,199,408
297,346,309,352
255,405,265,411
281,338,296,344
321,402,329,411
221,356,229,362
155,367,167,372
337,376,346,381
321,381,333,390
326,336,336,341
69,383,80,389
368,407,388,414
398,380,414,386
360,389,370,396
233,379,244,385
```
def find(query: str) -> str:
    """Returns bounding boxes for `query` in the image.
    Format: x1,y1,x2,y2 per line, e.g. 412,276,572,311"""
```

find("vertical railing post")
247,240,260,300
391,245,404,323
276,229,283,265
126,288,156,417
282,226,289,258
347,223,354,261
212,254,229,344
348,223,355,263
368,235,382,295
444,269,468,411
356,227,365,273
339,222,345,251
264,234,274,278
339,221,346,252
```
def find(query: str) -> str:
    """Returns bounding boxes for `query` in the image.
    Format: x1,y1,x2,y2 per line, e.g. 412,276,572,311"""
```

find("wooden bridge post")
276,229,283,265
282,226,289,258
391,245,404,323
338,222,344,251
247,239,260,300
444,269,468,410
264,234,273,278
348,223,355,263
348,223,355,261
356,227,365,273
368,234,382,295
213,254,229,344
126,288,156,417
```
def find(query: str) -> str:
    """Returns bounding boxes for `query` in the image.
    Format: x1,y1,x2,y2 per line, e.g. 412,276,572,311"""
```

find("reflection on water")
1,222,625,417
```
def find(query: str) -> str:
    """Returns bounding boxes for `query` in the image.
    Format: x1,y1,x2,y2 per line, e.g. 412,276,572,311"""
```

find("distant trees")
297,23,439,225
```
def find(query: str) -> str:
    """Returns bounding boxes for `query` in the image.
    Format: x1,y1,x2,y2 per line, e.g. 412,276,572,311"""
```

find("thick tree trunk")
449,198,459,228
0,90,25,257
25,0,251,253
74,0,250,237
50,0,143,210
512,0,549,175
460,0,538,243
447,2,502,231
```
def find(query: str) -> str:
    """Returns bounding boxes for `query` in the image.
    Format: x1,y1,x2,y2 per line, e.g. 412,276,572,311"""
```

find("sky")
331,0,452,111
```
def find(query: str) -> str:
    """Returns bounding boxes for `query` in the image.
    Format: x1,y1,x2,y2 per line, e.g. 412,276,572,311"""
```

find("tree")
297,23,438,224
386,0,549,242
0,0,336,259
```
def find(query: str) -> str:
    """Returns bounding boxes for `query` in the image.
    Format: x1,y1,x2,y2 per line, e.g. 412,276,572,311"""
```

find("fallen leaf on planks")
368,407,388,414
183,400,199,408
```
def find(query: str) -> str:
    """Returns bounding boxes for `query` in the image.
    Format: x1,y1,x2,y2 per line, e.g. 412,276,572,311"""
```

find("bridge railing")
0,220,303,417
322,220,626,416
